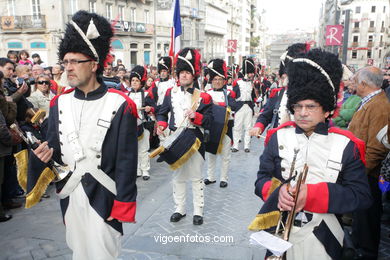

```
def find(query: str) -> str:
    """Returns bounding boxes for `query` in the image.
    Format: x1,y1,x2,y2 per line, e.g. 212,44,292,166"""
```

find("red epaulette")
328,127,366,165
200,92,212,104
50,87,75,108
232,79,240,87
107,88,139,118
228,89,236,99
264,121,296,146
269,88,283,98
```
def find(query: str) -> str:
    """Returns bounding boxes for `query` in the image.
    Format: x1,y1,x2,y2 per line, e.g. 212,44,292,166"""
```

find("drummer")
204,59,238,188
127,65,156,180
156,48,213,225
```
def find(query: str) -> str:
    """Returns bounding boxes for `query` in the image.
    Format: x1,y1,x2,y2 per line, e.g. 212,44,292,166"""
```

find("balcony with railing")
368,27,375,32
67,15,154,37
0,15,46,32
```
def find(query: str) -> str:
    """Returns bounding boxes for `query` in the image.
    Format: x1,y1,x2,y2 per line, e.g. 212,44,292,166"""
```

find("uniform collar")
295,121,329,136
160,77,169,82
213,86,226,92
180,86,194,94
74,83,107,100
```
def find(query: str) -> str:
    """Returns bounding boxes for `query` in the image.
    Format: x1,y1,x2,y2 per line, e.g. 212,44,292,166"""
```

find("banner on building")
157,0,173,10
326,25,343,46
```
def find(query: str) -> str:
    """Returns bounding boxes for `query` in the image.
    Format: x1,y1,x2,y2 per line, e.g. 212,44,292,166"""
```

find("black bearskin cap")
207,58,227,82
157,56,172,74
242,57,255,75
279,43,308,76
129,65,147,86
58,10,113,75
286,48,342,117
175,48,201,78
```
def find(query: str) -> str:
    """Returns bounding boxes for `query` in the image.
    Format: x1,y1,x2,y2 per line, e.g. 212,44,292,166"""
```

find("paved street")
1,136,390,260
0,137,266,260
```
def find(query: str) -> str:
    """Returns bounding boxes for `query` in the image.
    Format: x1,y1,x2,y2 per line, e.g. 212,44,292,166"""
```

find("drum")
205,104,230,154
158,128,201,170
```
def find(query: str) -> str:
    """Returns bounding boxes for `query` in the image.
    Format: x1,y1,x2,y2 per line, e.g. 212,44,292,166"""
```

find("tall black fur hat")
242,57,255,75
175,48,201,78
157,56,172,74
58,10,113,75
279,43,309,76
286,48,343,117
207,58,227,82
129,65,147,86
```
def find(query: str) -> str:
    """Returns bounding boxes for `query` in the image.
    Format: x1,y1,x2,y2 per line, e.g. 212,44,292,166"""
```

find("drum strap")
191,88,201,111
223,88,229,107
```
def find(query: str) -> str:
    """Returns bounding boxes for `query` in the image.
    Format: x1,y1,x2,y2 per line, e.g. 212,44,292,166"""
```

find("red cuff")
149,107,155,114
192,112,203,126
110,200,136,222
217,102,226,107
157,121,168,129
262,180,272,201
304,183,329,213
254,122,265,133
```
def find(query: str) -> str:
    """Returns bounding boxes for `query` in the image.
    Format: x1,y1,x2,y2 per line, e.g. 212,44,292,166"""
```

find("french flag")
169,0,182,58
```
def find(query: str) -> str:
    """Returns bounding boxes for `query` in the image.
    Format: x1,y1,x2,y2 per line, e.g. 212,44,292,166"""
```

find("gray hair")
355,67,383,89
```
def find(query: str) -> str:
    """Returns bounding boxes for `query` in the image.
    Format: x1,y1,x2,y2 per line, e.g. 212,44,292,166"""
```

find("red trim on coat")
50,87,75,107
108,88,139,118
269,88,283,98
261,180,272,201
110,200,136,222
192,112,203,126
165,87,173,96
217,102,226,107
264,121,296,146
328,127,366,166
147,87,155,100
232,79,239,87
157,121,168,129
200,92,212,104
254,122,265,134
228,89,236,99
304,182,329,213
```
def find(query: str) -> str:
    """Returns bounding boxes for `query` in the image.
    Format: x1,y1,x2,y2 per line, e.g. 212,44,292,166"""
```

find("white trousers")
206,135,231,182
233,104,252,150
137,129,150,177
64,183,121,260
172,151,204,216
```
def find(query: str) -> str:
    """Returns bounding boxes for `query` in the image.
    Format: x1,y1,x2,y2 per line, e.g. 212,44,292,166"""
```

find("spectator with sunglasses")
27,74,54,118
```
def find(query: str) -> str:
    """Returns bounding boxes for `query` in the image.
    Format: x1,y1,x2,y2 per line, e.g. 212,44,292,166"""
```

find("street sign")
227,40,237,53
326,25,343,46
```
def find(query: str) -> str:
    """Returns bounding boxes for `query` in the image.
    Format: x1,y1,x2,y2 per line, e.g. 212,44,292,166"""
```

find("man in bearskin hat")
231,57,257,153
156,47,213,225
151,56,175,112
204,58,238,188
127,65,156,180
30,11,138,259
250,43,308,137
252,49,371,259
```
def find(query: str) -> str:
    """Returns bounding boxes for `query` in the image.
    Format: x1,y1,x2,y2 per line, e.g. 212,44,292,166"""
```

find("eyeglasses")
37,80,50,85
212,78,225,82
61,59,93,66
291,104,321,113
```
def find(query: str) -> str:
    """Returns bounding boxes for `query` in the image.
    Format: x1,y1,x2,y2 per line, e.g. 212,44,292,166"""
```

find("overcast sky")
262,0,323,33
